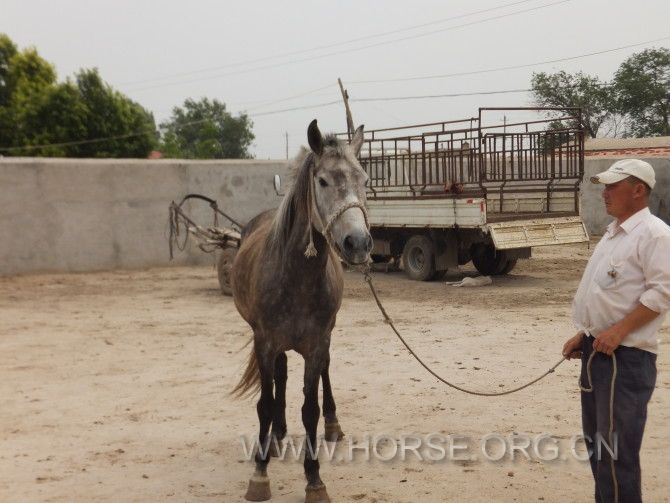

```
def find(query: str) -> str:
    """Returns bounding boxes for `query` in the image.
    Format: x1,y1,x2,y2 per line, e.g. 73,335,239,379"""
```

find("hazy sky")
2,0,669,158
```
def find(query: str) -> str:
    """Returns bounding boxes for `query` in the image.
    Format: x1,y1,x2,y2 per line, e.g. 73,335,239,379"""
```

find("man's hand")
592,304,659,356
593,324,627,356
562,332,584,359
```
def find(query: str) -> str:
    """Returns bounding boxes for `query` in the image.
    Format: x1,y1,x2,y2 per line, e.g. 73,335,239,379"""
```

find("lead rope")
579,350,619,503
306,173,567,396
362,267,567,396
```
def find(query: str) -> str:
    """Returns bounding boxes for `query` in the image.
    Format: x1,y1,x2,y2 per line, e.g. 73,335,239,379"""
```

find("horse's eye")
318,177,328,187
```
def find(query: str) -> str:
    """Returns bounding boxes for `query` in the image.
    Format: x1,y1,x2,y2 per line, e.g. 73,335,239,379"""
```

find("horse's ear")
307,119,323,156
350,124,365,156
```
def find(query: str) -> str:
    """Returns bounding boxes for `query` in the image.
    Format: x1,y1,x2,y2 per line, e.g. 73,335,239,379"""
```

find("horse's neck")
281,217,330,274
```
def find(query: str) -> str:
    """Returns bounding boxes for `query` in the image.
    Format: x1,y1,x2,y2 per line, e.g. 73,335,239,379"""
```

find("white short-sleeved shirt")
572,207,670,353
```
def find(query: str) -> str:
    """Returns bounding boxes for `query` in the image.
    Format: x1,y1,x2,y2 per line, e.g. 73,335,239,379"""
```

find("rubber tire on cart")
471,244,515,276
402,235,437,281
217,248,237,296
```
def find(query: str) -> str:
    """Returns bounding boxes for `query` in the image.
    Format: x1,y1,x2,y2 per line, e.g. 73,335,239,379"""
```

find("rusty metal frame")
354,107,585,218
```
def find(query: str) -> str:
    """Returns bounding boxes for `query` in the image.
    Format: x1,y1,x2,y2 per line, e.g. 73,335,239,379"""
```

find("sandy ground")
1,242,669,503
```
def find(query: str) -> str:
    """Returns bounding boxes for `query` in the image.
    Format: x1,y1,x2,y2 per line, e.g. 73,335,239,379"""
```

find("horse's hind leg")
302,358,330,503
245,348,275,502
269,352,287,457
321,356,344,442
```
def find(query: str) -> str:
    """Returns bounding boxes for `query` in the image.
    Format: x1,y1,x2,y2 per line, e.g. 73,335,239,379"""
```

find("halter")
304,159,370,263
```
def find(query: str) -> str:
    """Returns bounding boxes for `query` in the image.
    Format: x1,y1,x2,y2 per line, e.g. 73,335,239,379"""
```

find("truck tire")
499,258,518,275
471,244,509,276
402,235,436,281
217,248,237,296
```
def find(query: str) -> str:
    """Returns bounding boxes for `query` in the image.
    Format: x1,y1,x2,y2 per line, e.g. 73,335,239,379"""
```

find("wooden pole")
338,78,355,141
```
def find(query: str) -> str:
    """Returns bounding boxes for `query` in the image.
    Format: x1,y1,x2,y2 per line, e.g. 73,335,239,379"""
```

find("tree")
531,71,615,138
160,98,254,159
0,34,18,106
0,33,157,157
614,48,670,137
66,69,157,158
0,38,57,150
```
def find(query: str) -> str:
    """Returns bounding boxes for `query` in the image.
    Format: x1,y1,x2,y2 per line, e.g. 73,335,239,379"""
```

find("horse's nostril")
343,233,373,254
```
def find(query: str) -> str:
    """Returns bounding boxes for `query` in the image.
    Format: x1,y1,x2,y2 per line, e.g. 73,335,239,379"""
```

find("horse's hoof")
324,421,344,442
305,483,330,503
245,475,271,501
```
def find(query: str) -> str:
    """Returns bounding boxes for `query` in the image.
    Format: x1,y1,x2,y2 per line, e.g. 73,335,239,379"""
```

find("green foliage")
614,48,670,137
159,98,254,159
531,71,614,138
0,33,156,157
0,34,19,106
531,47,670,138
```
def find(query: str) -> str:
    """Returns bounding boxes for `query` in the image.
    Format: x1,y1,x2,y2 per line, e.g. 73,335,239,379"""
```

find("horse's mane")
268,135,343,257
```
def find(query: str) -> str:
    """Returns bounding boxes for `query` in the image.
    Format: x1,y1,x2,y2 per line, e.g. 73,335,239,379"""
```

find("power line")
233,35,668,115
352,88,531,102
123,0,573,93
0,130,157,152
349,36,670,84
118,0,545,87
244,84,337,111
250,100,341,117
0,88,534,152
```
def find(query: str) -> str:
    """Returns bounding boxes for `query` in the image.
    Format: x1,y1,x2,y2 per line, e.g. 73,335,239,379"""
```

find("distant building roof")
148,150,163,159
585,136,670,157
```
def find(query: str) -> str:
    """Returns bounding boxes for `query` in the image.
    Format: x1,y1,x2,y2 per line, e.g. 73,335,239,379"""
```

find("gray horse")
231,119,372,503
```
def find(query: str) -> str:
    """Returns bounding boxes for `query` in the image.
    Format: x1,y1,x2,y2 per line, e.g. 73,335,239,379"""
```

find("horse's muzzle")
340,230,373,265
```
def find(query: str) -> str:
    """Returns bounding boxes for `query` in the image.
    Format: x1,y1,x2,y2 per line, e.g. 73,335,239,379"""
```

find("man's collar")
607,207,650,236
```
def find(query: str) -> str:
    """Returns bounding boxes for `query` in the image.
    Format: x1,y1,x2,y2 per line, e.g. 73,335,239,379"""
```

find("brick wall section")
586,147,670,157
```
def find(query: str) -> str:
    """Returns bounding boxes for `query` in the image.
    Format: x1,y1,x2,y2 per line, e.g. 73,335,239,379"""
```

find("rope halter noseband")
304,157,370,262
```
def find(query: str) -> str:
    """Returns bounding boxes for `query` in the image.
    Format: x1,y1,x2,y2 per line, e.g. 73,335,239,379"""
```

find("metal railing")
353,108,584,199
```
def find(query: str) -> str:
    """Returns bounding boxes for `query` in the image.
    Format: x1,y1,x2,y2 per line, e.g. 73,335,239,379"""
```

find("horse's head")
307,119,372,265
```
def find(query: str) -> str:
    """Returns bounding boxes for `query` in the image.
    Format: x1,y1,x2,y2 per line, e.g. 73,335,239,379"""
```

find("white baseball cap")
590,159,656,189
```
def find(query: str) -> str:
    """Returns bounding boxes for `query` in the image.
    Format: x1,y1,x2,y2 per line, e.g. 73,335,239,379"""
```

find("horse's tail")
231,340,261,399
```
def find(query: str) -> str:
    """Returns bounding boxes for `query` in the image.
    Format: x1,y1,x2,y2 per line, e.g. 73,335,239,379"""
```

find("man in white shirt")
562,159,670,502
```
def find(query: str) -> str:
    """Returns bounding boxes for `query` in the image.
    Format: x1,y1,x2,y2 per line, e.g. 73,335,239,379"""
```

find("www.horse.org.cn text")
239,432,618,464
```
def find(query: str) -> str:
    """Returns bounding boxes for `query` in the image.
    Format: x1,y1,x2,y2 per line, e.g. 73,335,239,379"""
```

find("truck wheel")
402,235,436,281
217,248,237,296
471,244,507,276
499,259,518,275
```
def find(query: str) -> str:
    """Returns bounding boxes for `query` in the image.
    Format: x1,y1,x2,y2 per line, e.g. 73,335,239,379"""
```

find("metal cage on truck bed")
342,107,589,280
356,107,584,222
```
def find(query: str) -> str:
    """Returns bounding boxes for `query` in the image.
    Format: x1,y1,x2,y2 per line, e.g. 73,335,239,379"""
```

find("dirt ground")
1,242,669,503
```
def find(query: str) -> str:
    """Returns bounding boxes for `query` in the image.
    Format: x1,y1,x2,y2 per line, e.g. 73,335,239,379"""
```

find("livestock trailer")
354,107,590,280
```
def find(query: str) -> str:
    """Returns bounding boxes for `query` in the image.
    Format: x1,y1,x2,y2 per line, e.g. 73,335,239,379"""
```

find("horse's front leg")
321,355,344,442
302,357,330,503
245,346,275,502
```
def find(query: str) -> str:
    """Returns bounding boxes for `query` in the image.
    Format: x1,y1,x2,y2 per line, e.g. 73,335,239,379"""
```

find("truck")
355,107,590,280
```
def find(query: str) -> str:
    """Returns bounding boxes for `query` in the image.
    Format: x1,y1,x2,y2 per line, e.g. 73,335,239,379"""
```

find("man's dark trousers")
580,336,657,502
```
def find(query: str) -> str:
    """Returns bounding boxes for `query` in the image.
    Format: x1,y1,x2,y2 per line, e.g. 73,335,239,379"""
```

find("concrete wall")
1,156,668,276
582,157,670,235
0,158,290,275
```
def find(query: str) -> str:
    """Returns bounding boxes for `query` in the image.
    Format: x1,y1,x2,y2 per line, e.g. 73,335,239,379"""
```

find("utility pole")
338,78,355,141
285,132,288,160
